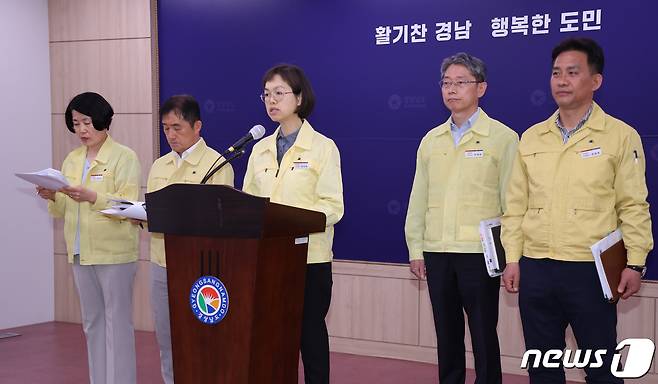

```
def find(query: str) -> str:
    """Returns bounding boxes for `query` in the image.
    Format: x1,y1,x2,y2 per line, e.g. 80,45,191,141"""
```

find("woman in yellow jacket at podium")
36,92,141,384
243,64,344,384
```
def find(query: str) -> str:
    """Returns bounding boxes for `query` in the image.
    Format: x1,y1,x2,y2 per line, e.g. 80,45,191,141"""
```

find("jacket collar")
262,119,315,153
540,101,605,135
164,138,208,166
91,134,115,164
433,108,491,137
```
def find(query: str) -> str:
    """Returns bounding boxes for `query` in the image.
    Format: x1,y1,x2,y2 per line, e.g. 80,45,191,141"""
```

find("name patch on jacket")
90,174,104,182
464,149,484,158
580,147,601,159
293,161,310,170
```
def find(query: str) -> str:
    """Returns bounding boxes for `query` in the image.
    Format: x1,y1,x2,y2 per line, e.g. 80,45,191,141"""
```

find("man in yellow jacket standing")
501,38,653,383
146,95,234,384
405,53,518,384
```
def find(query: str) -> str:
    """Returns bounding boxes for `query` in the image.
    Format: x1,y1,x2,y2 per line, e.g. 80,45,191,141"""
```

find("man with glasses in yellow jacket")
405,53,518,384
501,38,652,383
145,95,234,384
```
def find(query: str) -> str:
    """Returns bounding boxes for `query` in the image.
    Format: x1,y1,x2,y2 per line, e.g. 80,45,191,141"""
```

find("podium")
145,184,326,383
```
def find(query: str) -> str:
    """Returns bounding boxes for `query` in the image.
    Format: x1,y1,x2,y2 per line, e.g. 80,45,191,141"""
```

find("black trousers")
519,257,622,384
301,262,333,384
424,252,502,384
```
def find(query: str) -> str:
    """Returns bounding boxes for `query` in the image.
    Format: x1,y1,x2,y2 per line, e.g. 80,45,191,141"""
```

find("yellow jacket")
501,102,653,265
405,109,519,260
147,138,234,267
48,135,141,265
243,120,344,264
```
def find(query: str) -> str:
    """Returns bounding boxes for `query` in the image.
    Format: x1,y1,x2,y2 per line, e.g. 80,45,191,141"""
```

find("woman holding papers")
243,64,344,384
36,92,141,384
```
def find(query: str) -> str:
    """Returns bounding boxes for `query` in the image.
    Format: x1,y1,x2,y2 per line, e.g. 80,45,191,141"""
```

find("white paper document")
15,168,69,190
479,217,506,277
591,228,623,255
591,228,623,301
101,199,147,221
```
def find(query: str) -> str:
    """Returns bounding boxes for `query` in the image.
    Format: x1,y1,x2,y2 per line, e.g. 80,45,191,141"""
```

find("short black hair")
160,94,201,126
262,64,316,119
64,92,114,133
552,37,605,75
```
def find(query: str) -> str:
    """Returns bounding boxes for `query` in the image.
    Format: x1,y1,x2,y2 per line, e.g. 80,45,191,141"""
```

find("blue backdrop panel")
157,0,658,279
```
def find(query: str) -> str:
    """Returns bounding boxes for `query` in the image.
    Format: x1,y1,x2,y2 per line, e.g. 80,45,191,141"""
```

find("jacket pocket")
457,200,500,242
521,198,549,249
461,151,498,188
64,170,80,186
252,163,277,196
423,200,443,242
568,150,615,196
91,214,138,256
149,176,169,192
88,171,115,195
427,150,450,187
520,147,559,191
281,164,319,206
563,197,616,249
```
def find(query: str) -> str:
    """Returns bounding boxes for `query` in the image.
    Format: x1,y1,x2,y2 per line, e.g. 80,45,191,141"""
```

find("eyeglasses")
260,90,294,103
439,80,481,89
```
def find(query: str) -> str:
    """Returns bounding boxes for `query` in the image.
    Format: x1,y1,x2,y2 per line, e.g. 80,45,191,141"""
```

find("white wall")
0,0,53,329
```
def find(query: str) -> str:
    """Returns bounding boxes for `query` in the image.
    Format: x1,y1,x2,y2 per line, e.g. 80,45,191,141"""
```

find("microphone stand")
200,148,246,184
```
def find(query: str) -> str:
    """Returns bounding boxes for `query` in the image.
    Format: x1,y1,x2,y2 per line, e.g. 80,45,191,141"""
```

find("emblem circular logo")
189,276,229,324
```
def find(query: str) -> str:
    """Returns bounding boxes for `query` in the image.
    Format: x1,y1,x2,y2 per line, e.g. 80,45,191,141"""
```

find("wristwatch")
627,265,646,278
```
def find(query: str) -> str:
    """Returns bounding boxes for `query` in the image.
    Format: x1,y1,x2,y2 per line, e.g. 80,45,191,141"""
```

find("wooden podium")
145,184,325,383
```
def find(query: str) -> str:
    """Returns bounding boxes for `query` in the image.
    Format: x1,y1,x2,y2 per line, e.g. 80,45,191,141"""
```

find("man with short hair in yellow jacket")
501,38,652,383
146,95,234,384
405,53,518,384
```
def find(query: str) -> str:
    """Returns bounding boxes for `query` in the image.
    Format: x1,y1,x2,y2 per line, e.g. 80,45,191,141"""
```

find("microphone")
227,125,266,153
200,124,266,184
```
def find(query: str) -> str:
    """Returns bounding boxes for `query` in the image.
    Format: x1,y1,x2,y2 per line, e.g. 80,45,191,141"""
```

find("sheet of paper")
590,228,623,301
591,228,622,254
15,168,69,190
479,217,503,277
101,201,147,221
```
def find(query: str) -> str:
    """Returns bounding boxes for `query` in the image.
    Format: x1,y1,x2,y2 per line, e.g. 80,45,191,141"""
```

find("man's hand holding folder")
617,268,642,300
